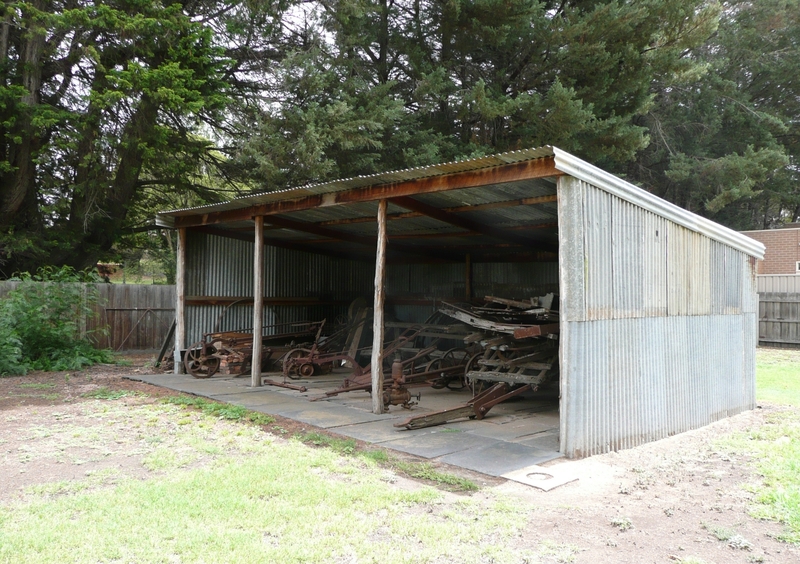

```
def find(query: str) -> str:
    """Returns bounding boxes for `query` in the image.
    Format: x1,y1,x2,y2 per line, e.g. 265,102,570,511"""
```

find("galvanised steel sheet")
184,232,372,344
558,177,758,457
473,262,559,298
560,315,756,457
158,146,559,220
757,274,800,294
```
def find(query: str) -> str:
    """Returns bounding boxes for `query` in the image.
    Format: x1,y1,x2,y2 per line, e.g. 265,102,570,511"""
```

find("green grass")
757,348,800,405
290,431,479,492
716,348,800,543
162,395,275,426
0,403,534,564
82,387,138,400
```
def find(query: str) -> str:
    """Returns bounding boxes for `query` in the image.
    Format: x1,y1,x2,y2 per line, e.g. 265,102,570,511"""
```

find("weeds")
162,395,275,426
293,431,357,454
0,266,114,375
82,388,137,400
610,516,633,531
701,522,753,550
392,460,478,491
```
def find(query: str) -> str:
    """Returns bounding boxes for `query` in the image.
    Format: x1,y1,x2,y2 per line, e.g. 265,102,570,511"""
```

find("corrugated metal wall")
757,274,800,347
184,231,373,344
558,176,758,458
385,262,559,323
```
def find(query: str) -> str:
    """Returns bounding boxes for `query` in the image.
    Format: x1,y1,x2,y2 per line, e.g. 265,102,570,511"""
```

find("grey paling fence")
0,282,175,351
758,275,800,348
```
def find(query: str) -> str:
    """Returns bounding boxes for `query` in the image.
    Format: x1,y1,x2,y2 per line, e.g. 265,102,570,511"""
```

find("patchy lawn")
0,349,798,563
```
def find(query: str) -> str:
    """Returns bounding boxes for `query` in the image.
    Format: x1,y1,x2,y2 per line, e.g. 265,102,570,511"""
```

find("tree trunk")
0,1,45,231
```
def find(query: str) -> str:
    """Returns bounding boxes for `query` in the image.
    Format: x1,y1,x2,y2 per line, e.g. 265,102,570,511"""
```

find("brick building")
742,226,800,275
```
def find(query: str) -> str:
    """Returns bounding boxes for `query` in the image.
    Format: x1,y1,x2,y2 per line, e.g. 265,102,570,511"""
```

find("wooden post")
371,199,388,414
251,216,265,387
465,253,472,300
173,227,186,374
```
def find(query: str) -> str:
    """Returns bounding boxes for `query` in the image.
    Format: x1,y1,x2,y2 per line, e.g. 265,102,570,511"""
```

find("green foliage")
632,0,800,228
0,266,113,375
0,1,233,275
162,395,276,425
230,0,720,189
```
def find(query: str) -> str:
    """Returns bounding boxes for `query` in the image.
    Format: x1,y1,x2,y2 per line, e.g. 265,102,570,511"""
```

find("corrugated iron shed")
159,146,763,458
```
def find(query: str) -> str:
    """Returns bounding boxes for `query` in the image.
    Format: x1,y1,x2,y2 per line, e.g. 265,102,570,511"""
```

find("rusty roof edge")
552,147,766,260
155,146,557,220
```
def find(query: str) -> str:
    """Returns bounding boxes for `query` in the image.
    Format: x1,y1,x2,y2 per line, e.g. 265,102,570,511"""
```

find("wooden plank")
173,157,561,228
174,228,186,373
251,216,265,387
371,200,388,414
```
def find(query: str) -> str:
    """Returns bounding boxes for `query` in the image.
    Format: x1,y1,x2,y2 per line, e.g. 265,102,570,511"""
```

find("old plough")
395,295,559,429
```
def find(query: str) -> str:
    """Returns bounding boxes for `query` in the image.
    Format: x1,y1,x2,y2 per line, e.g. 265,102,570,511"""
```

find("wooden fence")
758,275,800,348
0,282,175,351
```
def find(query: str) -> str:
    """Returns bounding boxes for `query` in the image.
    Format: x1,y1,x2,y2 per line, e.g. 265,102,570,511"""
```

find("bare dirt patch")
2,355,798,563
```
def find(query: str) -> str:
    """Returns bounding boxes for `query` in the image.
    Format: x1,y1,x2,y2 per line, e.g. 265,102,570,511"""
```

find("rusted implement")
183,321,323,378
262,378,307,392
394,381,535,430
281,319,368,380
311,322,471,401
392,295,559,428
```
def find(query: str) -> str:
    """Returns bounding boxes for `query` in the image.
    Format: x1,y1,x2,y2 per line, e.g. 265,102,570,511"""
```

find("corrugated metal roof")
155,145,765,260
157,146,557,220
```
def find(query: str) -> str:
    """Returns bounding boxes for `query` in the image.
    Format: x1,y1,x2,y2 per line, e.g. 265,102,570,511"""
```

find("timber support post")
371,199,388,413
173,227,186,374
252,215,264,387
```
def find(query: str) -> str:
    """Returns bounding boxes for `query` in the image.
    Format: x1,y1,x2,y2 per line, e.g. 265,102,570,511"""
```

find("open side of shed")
156,146,764,458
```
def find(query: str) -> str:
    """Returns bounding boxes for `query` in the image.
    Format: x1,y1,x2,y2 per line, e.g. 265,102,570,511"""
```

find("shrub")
0,266,114,375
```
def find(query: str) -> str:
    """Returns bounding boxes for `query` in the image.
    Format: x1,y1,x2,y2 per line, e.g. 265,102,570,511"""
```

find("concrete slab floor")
127,370,563,478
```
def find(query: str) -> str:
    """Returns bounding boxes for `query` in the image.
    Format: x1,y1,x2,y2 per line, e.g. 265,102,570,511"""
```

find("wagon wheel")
464,352,486,395
284,348,313,380
184,341,220,379
428,348,470,390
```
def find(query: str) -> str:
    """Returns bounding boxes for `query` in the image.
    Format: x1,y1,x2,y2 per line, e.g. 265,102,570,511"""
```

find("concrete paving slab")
127,371,564,477
438,442,563,477
220,391,309,410
379,429,497,459
517,431,560,451
441,416,557,442
275,406,392,429
502,464,578,491
332,419,414,443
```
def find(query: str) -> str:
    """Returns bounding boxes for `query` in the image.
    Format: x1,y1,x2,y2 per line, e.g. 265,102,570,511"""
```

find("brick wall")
741,228,800,275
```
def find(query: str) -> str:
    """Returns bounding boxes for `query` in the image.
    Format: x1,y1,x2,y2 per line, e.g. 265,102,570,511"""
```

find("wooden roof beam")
316,194,559,227
390,196,558,253
190,226,376,263
173,157,561,228
262,215,462,262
